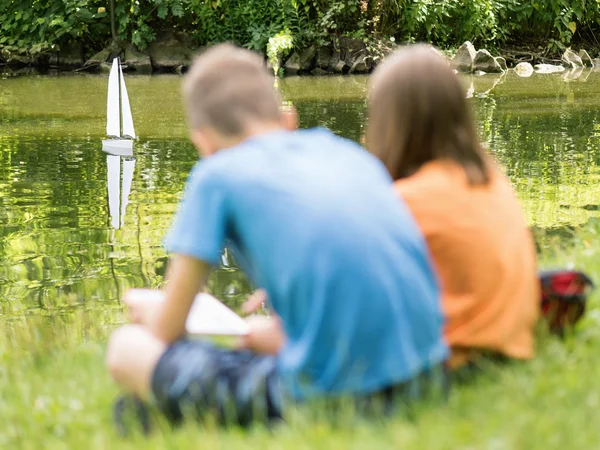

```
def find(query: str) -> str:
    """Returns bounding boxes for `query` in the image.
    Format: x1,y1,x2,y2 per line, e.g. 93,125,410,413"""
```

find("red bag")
540,270,594,335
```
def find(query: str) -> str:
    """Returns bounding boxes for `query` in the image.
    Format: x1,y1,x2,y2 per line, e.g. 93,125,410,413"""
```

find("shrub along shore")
4,1,600,76
2,33,600,80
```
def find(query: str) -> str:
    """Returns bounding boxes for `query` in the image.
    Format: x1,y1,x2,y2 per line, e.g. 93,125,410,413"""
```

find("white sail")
120,158,136,228
107,154,121,229
106,59,120,137
119,64,136,139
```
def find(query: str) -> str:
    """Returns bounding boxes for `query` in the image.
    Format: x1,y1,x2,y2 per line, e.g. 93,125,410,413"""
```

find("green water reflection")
1,70,600,315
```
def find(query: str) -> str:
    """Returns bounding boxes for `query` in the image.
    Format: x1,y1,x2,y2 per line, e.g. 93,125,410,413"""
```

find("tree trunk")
109,0,117,42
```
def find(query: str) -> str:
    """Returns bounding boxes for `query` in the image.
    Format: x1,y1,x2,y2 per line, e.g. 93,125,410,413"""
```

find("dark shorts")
151,339,282,426
151,339,449,426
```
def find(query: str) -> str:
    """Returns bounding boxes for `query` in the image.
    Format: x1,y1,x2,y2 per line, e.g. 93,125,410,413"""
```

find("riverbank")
1,222,599,448
0,33,388,76
7,0,600,78
2,31,600,77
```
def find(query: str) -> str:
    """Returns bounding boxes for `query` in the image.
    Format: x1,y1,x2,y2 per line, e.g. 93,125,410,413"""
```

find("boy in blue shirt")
106,44,448,427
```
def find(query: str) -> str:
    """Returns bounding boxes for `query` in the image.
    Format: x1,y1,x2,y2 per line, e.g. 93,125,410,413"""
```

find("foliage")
4,1,600,61
267,30,295,77
0,0,108,56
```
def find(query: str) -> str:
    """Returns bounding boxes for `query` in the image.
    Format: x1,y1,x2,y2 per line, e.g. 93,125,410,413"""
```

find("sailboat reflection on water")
106,154,136,229
101,56,137,229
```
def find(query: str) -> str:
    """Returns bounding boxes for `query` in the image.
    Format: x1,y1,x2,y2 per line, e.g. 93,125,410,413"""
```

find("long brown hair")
367,44,490,185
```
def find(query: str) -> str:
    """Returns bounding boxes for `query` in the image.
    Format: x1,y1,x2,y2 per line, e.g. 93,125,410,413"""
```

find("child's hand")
241,289,267,314
237,315,285,355
123,289,164,326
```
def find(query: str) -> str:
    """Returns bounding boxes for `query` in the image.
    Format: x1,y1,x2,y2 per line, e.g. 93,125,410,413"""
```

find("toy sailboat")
102,57,135,156
107,154,136,229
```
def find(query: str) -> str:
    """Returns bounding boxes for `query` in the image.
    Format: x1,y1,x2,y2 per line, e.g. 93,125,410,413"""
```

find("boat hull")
102,139,133,156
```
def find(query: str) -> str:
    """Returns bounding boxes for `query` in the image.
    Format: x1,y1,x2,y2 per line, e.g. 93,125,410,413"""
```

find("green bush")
0,0,109,56
2,1,600,60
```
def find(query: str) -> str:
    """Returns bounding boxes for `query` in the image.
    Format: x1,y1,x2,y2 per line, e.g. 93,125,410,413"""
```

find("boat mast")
117,57,123,139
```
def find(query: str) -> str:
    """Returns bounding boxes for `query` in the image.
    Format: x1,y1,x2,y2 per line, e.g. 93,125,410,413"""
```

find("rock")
332,58,348,74
123,43,152,74
365,39,396,68
315,46,332,71
474,70,487,76
473,49,503,73
329,50,349,74
340,37,364,53
339,37,365,65
578,49,594,67
495,56,507,71
328,49,340,70
50,43,84,69
173,31,197,52
514,62,534,77
562,49,583,68
452,41,476,73
6,54,34,66
534,64,565,74
349,55,369,74
284,52,301,75
593,58,600,67
297,45,317,73
84,48,110,68
147,32,193,70
59,44,83,68
99,62,112,74
311,67,328,76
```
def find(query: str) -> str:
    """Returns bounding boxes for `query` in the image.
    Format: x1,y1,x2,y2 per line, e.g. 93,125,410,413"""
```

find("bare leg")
106,324,166,401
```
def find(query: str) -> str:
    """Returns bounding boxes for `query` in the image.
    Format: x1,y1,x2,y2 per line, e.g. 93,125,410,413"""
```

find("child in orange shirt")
366,44,540,370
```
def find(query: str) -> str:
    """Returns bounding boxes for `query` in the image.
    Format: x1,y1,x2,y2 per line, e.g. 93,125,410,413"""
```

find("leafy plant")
0,0,108,57
4,0,600,63
267,29,294,76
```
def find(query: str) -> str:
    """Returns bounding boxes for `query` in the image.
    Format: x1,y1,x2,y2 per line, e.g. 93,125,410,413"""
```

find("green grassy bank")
1,223,600,449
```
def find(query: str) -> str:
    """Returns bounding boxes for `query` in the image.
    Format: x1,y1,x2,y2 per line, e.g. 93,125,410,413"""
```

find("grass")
2,225,600,449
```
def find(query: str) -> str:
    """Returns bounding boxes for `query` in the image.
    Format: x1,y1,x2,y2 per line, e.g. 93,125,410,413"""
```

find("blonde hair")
183,44,281,135
367,44,490,185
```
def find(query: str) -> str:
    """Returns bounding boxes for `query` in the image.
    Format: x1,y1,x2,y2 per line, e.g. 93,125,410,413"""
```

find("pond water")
1,69,600,318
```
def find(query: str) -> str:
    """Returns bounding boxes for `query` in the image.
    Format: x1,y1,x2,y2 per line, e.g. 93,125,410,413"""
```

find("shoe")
113,394,151,436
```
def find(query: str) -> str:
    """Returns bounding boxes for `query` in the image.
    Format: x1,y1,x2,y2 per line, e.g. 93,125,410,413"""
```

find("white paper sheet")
126,289,250,336
186,293,250,336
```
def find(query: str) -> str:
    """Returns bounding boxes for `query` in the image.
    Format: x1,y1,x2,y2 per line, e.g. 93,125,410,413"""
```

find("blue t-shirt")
165,128,448,400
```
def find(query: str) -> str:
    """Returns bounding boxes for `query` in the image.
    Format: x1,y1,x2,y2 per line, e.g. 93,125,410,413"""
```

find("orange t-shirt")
394,161,539,368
